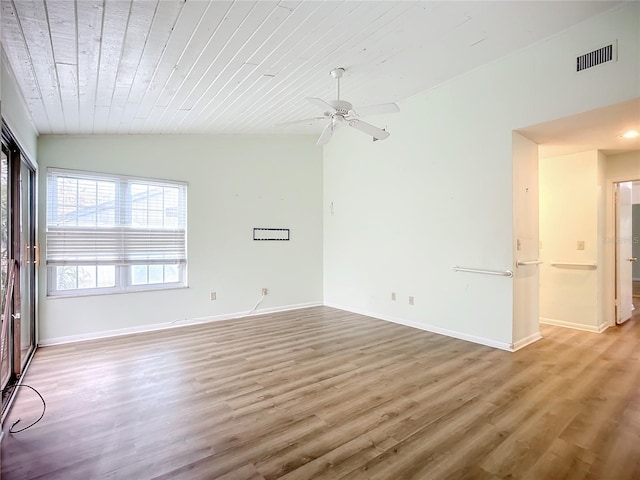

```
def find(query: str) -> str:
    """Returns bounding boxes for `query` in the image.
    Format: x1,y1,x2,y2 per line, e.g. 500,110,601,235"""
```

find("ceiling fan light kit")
277,67,400,145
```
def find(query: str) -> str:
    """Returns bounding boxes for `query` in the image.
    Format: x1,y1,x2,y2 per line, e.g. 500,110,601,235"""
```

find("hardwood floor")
2,306,640,479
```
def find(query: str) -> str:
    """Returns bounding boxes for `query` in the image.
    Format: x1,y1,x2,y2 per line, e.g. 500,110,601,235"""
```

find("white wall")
539,151,602,331
633,182,640,205
1,49,37,161
38,134,323,342
597,151,607,329
607,151,640,180
323,3,639,350
512,132,541,347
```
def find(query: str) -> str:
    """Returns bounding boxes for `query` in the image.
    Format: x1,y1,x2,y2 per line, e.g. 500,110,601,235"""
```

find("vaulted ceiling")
1,0,622,135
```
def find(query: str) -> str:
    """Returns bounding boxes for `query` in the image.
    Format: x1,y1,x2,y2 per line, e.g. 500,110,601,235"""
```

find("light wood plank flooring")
2,306,640,479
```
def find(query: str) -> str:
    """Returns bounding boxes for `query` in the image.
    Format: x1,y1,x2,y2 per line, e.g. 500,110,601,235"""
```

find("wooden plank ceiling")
1,0,620,135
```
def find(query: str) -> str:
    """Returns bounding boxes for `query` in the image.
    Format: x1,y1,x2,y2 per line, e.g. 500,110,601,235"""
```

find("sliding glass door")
1,126,37,407
0,144,10,389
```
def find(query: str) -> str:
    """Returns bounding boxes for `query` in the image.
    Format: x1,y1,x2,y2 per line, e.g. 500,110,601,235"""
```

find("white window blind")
45,227,186,266
46,168,187,269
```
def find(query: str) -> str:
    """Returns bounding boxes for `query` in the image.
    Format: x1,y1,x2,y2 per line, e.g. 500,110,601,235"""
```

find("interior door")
616,181,634,324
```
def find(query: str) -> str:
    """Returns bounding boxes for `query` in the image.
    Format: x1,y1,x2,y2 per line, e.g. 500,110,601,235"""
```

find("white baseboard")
37,301,553,352
512,331,543,351
539,317,606,333
324,302,515,351
38,301,322,347
597,322,611,333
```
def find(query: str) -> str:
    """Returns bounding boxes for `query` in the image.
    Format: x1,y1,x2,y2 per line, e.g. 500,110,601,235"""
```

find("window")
46,168,187,296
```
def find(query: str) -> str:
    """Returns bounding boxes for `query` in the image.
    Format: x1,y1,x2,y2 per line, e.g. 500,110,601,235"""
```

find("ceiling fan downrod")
330,67,345,100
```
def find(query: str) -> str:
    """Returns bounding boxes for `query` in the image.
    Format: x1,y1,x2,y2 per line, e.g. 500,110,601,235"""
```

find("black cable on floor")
7,384,46,433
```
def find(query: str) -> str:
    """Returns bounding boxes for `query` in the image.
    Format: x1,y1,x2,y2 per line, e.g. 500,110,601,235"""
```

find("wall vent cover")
576,42,616,72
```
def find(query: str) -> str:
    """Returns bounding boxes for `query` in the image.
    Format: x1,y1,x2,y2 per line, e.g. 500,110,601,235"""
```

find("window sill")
46,285,189,300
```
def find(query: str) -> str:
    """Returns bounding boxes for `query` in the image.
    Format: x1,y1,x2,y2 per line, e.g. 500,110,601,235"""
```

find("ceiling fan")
277,67,400,145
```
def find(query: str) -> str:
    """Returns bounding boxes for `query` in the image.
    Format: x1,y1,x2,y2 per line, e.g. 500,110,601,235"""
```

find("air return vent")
576,42,616,72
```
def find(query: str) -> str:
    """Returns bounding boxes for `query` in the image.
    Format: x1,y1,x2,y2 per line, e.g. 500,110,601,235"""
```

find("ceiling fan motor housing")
328,100,353,116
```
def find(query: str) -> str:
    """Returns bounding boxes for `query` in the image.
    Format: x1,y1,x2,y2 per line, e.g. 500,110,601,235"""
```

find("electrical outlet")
517,239,522,251
210,292,216,301
261,288,268,295
391,292,396,301
409,296,414,305
577,241,585,250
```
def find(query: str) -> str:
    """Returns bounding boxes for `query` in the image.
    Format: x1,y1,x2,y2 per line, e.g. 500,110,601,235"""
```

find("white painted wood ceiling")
1,0,622,135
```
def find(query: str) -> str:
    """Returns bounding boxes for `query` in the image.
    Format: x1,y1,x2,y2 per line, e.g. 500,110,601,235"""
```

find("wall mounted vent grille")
576,42,616,72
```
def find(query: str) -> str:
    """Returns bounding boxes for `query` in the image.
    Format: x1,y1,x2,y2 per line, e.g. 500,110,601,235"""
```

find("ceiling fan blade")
275,117,325,127
307,97,336,112
317,123,333,145
348,119,390,141
351,102,400,117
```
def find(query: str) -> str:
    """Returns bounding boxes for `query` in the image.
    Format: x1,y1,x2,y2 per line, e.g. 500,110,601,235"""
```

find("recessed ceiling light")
621,130,640,139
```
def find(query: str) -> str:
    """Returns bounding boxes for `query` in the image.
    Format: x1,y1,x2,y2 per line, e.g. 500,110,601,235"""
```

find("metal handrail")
453,265,513,277
517,260,543,266
550,262,597,268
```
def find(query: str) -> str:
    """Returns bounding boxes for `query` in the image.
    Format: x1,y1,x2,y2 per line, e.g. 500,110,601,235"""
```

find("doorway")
0,124,37,413
616,180,640,324
514,100,640,342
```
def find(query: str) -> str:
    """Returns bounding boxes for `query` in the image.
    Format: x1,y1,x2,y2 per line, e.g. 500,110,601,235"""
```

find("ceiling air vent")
576,41,617,72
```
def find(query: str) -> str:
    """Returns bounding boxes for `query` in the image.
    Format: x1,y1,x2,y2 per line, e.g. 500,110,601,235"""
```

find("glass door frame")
19,149,37,368
1,123,37,411
0,141,12,391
